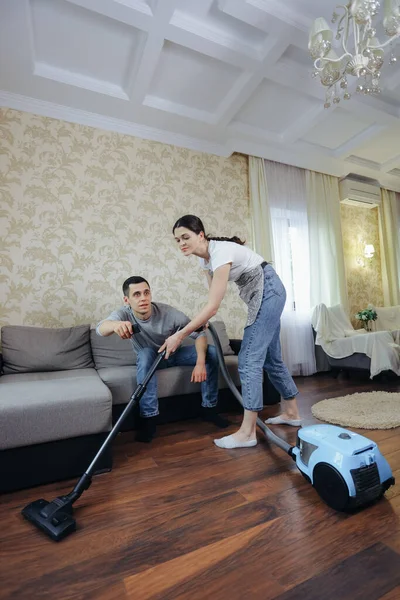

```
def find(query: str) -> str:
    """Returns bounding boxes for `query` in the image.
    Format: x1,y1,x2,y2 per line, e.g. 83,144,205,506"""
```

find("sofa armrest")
229,339,242,355
0,352,3,376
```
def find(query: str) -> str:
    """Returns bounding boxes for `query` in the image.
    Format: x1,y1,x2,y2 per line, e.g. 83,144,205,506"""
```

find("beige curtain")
306,171,348,312
248,156,274,263
379,188,400,306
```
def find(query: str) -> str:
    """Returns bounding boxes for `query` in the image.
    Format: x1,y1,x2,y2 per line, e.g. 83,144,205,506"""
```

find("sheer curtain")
248,156,275,263
379,188,400,306
306,171,348,311
264,160,316,376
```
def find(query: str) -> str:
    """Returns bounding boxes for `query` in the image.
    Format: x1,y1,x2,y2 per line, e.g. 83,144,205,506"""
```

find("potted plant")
355,304,378,332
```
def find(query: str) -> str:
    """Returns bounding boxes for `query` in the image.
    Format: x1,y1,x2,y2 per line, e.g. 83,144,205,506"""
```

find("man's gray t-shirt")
96,302,204,353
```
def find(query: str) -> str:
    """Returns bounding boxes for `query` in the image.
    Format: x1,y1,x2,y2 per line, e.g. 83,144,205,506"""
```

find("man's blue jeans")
136,344,219,417
238,265,299,412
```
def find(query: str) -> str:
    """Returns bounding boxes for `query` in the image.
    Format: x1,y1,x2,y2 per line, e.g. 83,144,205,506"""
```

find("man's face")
124,282,152,319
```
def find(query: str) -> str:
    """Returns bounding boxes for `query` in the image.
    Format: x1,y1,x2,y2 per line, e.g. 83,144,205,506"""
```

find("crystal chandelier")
308,0,400,107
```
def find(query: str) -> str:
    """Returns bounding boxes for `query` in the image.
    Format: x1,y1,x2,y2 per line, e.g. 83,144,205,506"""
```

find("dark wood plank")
378,587,400,600
0,372,399,600
84,581,128,600
273,543,400,600
123,520,287,600
124,491,398,600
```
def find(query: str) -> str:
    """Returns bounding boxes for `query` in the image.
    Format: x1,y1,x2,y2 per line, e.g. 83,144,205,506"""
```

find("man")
96,276,229,442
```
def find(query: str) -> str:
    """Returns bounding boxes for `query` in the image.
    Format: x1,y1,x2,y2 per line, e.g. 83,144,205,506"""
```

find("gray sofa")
0,321,280,493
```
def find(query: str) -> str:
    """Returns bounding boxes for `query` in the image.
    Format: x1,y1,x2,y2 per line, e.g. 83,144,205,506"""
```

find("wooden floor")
1,373,400,600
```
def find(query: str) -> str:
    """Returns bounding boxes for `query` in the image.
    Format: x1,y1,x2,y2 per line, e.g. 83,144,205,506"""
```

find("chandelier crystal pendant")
308,0,400,107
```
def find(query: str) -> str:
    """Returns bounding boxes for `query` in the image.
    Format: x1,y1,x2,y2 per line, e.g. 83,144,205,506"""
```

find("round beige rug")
311,391,400,429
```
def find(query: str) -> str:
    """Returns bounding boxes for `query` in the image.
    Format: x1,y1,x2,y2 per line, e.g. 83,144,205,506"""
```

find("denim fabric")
136,345,219,417
238,264,299,411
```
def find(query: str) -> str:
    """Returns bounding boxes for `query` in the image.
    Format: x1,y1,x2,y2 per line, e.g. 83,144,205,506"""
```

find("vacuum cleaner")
21,323,395,541
208,323,395,513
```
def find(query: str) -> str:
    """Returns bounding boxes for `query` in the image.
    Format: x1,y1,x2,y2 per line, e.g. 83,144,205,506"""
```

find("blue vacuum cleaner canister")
291,424,395,511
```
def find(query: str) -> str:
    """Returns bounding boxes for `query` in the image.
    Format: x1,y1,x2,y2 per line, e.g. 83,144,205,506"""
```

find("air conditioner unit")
339,175,381,209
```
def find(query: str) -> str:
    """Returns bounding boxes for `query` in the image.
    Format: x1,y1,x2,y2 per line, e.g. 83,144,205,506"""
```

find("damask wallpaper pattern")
340,204,384,324
0,109,250,339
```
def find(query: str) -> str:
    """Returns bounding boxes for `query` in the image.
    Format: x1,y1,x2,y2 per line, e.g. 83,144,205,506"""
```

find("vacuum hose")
207,322,293,455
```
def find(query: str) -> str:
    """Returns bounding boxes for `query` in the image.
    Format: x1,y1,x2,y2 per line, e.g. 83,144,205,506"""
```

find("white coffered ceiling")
1,0,400,190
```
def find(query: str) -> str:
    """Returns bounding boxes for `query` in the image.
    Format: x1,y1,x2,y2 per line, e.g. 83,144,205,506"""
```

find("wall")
340,204,384,324
0,108,250,339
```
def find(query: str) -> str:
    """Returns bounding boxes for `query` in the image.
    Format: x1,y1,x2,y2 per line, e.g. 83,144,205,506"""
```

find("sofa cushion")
97,366,137,406
90,329,136,369
97,355,241,405
206,320,235,355
1,324,94,374
0,369,112,450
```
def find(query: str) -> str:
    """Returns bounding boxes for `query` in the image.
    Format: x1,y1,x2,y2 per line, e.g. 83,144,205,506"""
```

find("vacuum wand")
21,329,167,541
75,348,166,495
207,322,293,456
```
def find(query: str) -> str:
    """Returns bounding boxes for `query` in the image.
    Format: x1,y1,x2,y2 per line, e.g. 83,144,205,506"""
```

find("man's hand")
113,321,133,339
191,363,207,383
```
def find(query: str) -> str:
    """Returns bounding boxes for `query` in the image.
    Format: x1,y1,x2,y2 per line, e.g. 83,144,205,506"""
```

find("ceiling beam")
215,36,290,128
64,0,152,31
128,0,178,103
166,16,261,71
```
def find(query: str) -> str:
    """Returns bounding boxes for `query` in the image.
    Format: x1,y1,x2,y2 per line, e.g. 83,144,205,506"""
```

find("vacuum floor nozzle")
21,499,76,542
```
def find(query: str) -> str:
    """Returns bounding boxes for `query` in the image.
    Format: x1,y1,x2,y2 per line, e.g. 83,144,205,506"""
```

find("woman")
159,215,301,449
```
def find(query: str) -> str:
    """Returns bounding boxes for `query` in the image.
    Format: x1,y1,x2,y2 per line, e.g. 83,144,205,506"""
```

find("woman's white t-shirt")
198,240,264,282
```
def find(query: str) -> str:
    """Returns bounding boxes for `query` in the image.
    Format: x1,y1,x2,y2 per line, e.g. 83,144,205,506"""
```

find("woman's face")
173,226,204,256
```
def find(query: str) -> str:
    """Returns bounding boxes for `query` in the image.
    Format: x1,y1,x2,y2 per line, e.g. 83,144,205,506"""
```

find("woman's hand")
191,363,207,383
159,331,184,359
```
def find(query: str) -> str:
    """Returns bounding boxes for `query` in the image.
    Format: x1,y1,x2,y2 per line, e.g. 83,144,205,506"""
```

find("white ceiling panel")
278,44,310,68
281,0,325,16
31,0,143,90
175,0,214,17
235,80,319,134
203,2,268,51
0,0,399,190
352,130,400,165
113,0,154,15
147,41,241,113
302,108,371,150
176,0,268,51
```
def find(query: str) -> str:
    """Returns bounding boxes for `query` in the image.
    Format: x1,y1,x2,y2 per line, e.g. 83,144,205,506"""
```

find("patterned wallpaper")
0,108,250,339
340,204,384,325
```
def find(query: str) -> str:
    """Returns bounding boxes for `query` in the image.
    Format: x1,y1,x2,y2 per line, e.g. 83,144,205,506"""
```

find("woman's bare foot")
281,397,300,420
214,410,258,448
229,430,257,444
214,430,257,449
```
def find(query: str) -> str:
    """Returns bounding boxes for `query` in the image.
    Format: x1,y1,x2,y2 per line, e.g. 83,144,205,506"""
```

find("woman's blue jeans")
136,345,219,417
238,265,299,412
